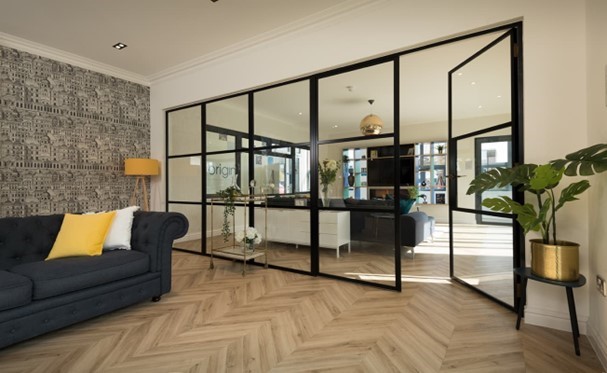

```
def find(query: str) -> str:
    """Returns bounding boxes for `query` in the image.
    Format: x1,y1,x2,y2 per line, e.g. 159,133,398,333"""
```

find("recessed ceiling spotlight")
298,112,303,116
497,95,502,98
471,81,476,85
332,125,339,128
457,72,463,76
112,42,127,50
478,105,483,109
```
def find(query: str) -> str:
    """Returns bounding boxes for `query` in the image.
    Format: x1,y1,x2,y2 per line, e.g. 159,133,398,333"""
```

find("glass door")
475,135,512,224
448,28,523,308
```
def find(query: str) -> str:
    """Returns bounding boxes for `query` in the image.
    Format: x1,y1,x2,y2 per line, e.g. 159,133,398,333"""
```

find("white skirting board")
588,323,607,371
174,226,246,244
524,305,588,335
174,232,202,243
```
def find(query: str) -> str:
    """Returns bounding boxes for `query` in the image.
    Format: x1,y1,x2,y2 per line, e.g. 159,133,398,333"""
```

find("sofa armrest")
400,211,428,247
131,211,188,294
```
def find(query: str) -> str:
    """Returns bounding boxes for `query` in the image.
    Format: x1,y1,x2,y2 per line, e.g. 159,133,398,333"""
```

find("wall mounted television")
367,157,414,187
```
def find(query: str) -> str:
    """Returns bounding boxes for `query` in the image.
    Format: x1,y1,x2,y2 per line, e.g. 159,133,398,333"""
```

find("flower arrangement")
235,227,262,250
319,158,341,194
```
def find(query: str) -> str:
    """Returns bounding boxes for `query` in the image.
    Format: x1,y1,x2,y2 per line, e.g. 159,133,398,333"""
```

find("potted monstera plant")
467,143,607,281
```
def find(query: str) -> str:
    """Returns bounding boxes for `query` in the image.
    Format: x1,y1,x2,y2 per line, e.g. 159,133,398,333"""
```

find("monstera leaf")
528,164,564,193
482,196,546,235
466,164,537,195
555,180,590,211
551,143,607,176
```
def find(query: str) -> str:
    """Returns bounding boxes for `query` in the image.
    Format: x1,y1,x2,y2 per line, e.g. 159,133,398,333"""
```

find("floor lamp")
125,158,159,211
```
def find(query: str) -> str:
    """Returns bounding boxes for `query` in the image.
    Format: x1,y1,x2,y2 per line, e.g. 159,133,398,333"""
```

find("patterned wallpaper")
0,45,150,217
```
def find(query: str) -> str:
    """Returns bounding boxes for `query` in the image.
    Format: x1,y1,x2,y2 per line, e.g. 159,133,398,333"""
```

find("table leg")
566,287,581,356
516,276,527,330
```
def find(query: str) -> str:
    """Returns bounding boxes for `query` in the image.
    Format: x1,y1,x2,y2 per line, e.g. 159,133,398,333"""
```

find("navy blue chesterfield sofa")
0,211,188,349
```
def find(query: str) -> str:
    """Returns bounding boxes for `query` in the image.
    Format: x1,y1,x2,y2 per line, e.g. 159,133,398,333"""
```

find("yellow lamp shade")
125,158,159,176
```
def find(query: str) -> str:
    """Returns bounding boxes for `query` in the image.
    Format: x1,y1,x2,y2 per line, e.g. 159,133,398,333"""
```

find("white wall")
150,0,593,339
586,0,607,366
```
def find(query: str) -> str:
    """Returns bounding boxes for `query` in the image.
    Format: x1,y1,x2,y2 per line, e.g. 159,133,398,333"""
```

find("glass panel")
451,35,512,138
206,130,239,152
168,156,202,202
206,95,248,135
399,31,503,135
169,203,202,253
319,209,396,287
168,106,201,156
452,210,514,306
320,137,396,203
206,152,248,195
254,81,310,144
319,62,394,140
252,146,310,195
253,206,310,272
455,128,512,210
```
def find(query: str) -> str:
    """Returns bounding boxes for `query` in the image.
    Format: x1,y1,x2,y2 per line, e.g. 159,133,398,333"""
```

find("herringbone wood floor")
0,251,602,372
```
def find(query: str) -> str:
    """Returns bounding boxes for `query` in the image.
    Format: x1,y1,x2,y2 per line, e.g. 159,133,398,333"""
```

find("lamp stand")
130,176,150,211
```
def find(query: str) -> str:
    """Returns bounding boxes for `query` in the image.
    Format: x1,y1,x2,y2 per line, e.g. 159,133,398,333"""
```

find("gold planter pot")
530,239,579,281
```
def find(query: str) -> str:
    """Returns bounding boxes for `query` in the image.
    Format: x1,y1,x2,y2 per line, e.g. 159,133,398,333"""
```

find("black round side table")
514,267,586,356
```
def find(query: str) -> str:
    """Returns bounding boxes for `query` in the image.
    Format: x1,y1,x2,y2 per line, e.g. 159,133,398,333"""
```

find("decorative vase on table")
245,242,256,254
347,167,355,187
319,158,341,208
321,185,329,207
530,239,579,281
236,227,262,255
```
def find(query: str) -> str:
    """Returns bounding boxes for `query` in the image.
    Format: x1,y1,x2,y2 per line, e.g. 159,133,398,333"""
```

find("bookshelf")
342,148,368,199
415,141,447,205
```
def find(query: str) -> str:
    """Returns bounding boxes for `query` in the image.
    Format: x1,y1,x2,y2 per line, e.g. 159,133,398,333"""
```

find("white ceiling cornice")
148,0,383,84
0,31,150,86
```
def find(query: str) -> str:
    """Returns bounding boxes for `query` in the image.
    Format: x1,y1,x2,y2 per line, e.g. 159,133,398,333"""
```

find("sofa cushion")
104,206,140,250
46,212,117,260
10,250,150,300
0,270,32,311
0,215,64,270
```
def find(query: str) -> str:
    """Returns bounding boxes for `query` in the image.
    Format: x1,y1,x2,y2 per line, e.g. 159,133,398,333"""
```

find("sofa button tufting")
10,328,16,334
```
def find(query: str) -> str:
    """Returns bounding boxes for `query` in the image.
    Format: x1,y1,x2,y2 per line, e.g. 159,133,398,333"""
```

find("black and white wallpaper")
0,45,150,217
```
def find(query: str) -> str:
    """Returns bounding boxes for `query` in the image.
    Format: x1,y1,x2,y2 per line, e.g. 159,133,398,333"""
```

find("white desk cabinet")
255,208,350,257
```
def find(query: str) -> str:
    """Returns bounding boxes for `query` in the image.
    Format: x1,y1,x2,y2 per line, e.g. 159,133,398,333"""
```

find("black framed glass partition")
165,22,523,298
317,60,400,288
167,106,203,254
251,80,312,272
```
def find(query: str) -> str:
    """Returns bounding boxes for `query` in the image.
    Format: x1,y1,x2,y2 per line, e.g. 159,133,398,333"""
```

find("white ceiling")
0,2,512,136
0,0,351,79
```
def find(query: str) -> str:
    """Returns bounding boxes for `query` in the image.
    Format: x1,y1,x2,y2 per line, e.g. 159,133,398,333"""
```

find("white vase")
321,186,329,207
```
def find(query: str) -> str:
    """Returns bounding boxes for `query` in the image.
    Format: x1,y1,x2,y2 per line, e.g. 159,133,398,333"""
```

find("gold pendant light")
360,99,383,136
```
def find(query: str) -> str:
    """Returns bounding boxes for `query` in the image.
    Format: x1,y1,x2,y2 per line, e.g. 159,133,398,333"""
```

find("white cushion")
103,206,140,250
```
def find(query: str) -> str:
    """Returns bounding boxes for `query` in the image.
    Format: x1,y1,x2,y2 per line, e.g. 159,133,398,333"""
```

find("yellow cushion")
46,212,117,260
